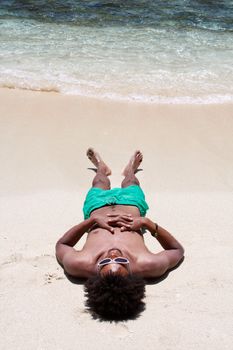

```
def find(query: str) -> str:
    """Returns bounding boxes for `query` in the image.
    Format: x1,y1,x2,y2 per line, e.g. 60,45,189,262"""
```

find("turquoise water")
0,1,233,103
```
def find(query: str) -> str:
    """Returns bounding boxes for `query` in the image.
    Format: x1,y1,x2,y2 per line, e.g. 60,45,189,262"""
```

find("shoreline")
2,86,233,105
2,85,233,107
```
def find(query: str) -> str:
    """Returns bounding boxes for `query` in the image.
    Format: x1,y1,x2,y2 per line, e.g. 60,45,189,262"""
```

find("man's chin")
107,248,123,256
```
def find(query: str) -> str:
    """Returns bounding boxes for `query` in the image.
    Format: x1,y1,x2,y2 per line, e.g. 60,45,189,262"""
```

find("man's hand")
107,214,144,232
107,213,134,230
125,217,145,232
90,214,115,233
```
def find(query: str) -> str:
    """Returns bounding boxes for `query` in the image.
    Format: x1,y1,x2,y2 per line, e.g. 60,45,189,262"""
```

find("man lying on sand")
56,148,184,320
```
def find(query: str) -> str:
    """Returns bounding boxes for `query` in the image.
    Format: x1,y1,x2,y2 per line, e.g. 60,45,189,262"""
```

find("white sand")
0,88,233,349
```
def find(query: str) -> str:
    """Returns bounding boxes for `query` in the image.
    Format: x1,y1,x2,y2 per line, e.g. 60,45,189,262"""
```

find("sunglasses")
97,257,130,270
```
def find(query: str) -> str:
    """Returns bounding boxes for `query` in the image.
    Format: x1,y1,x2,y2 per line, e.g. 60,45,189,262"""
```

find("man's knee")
122,178,139,188
93,177,110,189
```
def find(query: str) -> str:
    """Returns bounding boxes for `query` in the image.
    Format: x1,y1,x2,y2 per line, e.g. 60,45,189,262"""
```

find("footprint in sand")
44,272,64,284
1,253,23,266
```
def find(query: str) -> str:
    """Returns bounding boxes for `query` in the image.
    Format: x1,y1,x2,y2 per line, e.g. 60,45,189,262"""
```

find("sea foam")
0,1,233,104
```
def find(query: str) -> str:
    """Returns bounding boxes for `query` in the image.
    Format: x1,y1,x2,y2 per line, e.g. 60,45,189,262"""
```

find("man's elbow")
175,245,185,266
179,244,185,257
174,246,185,269
55,242,64,265
55,241,61,255
169,246,185,270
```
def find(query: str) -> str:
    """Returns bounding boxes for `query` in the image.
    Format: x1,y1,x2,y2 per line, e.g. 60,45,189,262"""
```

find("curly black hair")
84,273,146,321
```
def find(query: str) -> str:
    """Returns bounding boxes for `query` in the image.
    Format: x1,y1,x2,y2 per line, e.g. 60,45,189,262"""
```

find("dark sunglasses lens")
115,258,128,263
99,258,111,265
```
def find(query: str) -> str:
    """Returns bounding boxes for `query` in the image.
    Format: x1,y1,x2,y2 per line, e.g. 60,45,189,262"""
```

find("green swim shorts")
83,185,149,219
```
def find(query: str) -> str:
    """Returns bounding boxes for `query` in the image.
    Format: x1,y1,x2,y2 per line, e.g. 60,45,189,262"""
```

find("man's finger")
108,218,131,225
121,215,133,222
116,221,131,228
107,218,118,223
108,216,133,222
120,214,133,218
102,223,114,233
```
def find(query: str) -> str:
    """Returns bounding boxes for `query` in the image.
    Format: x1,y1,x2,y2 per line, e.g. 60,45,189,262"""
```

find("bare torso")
77,205,154,276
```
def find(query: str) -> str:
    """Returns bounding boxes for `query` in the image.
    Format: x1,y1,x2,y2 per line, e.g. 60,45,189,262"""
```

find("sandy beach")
0,87,233,349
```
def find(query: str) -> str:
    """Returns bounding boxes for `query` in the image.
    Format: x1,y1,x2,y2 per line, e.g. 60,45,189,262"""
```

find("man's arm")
142,218,184,276
56,215,114,266
119,216,184,277
55,218,93,266
143,218,184,251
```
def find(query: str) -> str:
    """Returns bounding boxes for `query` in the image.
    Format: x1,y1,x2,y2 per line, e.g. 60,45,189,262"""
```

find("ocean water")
0,0,233,103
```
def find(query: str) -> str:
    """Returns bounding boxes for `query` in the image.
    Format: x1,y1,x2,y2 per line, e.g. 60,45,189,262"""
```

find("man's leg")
121,150,143,188
87,148,111,189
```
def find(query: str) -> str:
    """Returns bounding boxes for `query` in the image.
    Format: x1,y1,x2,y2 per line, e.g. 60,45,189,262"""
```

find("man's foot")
122,150,143,176
86,148,112,175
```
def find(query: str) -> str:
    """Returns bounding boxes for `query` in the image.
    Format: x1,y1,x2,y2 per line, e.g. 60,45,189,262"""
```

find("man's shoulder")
136,252,169,278
63,252,95,278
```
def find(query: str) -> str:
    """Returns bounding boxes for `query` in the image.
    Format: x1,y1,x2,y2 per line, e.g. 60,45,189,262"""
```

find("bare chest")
82,228,149,263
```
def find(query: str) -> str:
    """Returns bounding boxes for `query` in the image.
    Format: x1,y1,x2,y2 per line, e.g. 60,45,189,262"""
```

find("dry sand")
0,88,233,349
